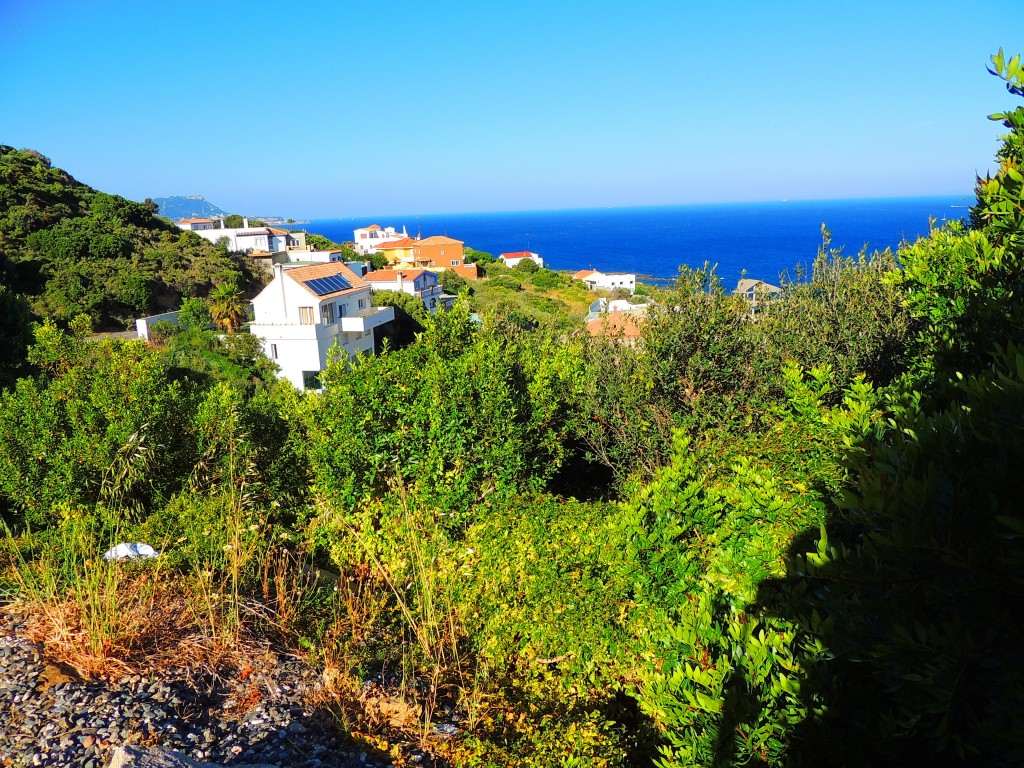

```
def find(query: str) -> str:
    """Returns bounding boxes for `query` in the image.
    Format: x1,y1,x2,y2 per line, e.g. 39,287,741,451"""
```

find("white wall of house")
178,219,216,231
185,226,301,253
353,225,409,255
250,265,394,389
499,252,544,269
135,310,180,341
585,271,636,294
365,270,448,314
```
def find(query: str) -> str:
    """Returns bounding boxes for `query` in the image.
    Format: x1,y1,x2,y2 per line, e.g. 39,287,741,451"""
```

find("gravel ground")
0,613,390,768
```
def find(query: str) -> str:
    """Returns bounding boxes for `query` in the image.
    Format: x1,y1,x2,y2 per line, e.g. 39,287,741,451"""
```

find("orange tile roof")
500,251,536,259
586,313,643,339
363,269,428,282
417,235,463,246
375,237,419,250
366,224,381,231
285,262,368,298
573,269,596,280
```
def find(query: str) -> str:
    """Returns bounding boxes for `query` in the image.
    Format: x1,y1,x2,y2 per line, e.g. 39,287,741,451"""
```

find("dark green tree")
0,285,34,389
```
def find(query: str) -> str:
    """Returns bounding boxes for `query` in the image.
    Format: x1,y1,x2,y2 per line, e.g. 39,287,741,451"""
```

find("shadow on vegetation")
743,352,1024,765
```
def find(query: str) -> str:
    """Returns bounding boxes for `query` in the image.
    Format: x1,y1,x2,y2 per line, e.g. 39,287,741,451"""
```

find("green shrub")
487,275,522,292
529,269,569,291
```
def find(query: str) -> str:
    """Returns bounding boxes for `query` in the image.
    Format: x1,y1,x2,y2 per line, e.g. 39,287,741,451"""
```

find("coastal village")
144,217,779,390
139,217,645,389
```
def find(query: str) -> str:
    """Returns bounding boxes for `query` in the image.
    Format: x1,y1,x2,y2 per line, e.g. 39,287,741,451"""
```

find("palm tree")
208,282,247,333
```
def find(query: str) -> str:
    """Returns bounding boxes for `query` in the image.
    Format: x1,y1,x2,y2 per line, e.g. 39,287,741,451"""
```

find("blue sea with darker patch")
305,195,971,287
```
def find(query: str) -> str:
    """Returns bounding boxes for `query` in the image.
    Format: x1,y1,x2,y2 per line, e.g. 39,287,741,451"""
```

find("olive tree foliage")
754,230,913,395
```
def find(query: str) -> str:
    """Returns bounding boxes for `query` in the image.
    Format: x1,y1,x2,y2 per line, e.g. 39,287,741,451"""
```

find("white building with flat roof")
499,251,544,269
573,269,636,295
249,262,394,390
178,218,217,231
178,218,307,254
353,224,409,255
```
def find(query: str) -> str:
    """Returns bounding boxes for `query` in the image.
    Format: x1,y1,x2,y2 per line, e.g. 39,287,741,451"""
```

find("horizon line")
316,192,974,223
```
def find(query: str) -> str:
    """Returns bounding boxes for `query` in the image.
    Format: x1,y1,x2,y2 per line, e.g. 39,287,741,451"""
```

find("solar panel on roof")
305,274,351,295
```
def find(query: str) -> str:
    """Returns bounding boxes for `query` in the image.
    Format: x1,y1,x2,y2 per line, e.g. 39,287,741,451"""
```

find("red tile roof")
364,269,428,282
418,236,463,246
500,251,535,259
375,237,419,250
586,313,643,339
573,269,596,280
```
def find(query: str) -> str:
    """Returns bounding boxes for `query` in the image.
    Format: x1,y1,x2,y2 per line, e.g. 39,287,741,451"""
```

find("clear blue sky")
1,1,1019,218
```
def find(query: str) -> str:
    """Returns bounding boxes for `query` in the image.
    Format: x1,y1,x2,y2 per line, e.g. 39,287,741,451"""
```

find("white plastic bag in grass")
103,542,160,561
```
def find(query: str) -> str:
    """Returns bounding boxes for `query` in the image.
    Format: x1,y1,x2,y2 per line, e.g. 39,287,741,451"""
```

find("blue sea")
306,196,971,287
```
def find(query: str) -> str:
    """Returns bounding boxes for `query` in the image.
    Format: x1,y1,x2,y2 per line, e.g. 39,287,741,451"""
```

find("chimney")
220,218,225,229
274,263,287,318
396,272,404,292
243,217,249,228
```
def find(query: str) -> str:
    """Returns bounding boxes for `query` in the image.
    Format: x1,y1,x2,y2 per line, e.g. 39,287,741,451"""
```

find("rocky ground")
0,613,392,768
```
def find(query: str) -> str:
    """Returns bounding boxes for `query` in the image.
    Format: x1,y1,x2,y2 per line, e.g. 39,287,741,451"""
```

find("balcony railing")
340,306,395,332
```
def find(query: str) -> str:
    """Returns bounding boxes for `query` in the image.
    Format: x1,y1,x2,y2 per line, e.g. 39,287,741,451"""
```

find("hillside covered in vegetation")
0,146,260,328
1,53,1023,767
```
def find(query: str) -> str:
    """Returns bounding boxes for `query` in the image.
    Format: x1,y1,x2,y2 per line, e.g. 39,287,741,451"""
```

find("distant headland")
153,195,307,225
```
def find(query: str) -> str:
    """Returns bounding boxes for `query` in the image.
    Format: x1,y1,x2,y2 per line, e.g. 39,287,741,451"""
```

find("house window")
302,370,321,390
321,302,335,325
450,260,460,267
360,233,367,239
338,302,349,317
440,250,445,256
299,306,314,324
270,343,278,359
358,298,366,309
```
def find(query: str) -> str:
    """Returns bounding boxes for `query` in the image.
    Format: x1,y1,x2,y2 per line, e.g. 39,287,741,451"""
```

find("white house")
353,224,410,255
178,218,217,231
734,278,782,310
178,218,307,255
249,262,395,390
363,268,454,314
499,251,544,269
573,269,636,295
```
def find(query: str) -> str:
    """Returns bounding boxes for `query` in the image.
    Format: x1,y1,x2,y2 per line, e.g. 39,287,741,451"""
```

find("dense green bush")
486,275,522,292
529,268,570,290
